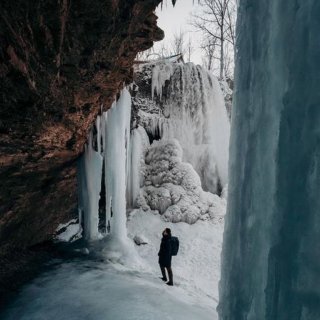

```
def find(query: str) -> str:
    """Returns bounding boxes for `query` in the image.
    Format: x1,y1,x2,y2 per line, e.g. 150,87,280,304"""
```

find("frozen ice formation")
78,89,132,241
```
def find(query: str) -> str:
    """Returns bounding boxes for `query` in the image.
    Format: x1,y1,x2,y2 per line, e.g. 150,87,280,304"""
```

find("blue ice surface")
218,0,320,319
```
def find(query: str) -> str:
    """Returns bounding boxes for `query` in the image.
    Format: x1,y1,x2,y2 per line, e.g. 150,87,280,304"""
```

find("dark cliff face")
0,0,163,301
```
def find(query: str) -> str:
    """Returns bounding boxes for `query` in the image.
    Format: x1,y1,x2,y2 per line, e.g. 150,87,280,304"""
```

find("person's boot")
160,266,167,282
166,267,173,286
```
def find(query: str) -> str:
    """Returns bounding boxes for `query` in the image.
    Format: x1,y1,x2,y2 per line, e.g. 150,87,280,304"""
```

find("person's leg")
160,265,167,281
166,267,173,286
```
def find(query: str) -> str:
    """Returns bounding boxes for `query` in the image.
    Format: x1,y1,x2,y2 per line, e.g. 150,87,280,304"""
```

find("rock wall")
0,0,163,303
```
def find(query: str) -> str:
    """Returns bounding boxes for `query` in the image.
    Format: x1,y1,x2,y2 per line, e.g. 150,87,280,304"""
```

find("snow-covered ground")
2,261,217,320
2,210,224,320
128,209,224,305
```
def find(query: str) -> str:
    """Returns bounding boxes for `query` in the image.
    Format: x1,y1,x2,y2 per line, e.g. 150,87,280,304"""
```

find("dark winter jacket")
158,235,172,267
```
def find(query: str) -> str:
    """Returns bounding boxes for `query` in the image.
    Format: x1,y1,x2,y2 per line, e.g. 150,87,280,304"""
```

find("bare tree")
136,47,155,61
136,30,193,62
171,30,186,56
186,37,194,62
191,0,237,79
136,42,171,61
200,37,218,71
158,42,170,58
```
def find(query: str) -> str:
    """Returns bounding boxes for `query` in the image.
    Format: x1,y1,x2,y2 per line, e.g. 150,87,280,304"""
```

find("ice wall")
146,61,230,194
218,1,320,319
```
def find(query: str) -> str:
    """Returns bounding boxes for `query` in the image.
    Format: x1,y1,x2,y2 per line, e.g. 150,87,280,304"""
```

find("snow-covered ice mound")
137,139,226,224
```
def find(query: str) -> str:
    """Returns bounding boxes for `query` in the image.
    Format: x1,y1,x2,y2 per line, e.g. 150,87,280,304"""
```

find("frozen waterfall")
78,89,132,241
218,1,320,319
135,61,230,194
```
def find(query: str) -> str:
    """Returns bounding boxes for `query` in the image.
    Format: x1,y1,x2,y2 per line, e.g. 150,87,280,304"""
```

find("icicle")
79,128,103,240
151,63,174,100
96,116,101,154
104,102,114,234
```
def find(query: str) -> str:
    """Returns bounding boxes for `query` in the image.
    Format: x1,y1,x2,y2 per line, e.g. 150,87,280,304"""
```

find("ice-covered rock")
55,219,82,242
133,235,149,246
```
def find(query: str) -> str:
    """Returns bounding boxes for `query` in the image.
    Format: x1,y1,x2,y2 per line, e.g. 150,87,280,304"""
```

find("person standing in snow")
158,228,173,286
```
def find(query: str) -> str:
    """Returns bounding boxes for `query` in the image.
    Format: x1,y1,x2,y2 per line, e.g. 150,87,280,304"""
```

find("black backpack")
170,236,179,256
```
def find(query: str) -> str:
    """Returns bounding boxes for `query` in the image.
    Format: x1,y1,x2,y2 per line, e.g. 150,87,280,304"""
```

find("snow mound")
138,139,226,224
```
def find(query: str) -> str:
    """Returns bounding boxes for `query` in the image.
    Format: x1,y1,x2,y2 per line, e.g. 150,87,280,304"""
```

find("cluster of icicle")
78,89,134,241
159,0,200,9
149,61,230,193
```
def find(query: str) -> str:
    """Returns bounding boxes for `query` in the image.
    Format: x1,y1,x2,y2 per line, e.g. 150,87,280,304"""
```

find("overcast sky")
154,1,203,65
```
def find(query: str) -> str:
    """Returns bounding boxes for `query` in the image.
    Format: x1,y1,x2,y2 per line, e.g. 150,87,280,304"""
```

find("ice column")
126,126,150,208
104,89,132,240
78,119,103,241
